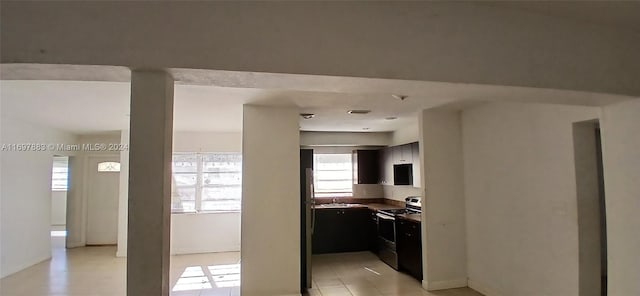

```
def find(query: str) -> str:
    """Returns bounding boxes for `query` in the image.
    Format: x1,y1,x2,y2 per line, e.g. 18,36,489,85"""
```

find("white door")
86,156,120,245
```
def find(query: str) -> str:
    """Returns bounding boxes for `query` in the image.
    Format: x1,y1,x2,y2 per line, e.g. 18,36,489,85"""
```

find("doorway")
86,155,121,245
573,120,607,296
51,156,69,249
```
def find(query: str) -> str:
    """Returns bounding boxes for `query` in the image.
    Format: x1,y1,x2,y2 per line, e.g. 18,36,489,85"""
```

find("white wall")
383,185,421,202
462,102,599,295
242,105,300,296
300,131,390,147
171,212,241,254
600,99,640,295
173,131,241,152
419,108,467,290
51,191,67,225
573,121,602,296
0,116,77,278
3,2,640,96
391,123,419,146
116,129,129,257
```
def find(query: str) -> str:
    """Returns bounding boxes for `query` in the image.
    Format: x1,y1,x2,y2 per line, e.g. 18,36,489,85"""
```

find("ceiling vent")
300,113,315,119
347,110,371,114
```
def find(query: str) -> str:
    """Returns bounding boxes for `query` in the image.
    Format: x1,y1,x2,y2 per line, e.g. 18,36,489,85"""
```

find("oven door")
376,212,396,243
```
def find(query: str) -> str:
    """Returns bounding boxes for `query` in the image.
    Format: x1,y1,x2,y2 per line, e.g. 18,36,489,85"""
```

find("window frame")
313,153,354,198
171,152,242,214
51,156,69,191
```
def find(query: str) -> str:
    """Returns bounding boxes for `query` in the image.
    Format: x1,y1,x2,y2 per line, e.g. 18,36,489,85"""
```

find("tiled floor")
1,236,482,296
0,235,240,296
309,252,483,296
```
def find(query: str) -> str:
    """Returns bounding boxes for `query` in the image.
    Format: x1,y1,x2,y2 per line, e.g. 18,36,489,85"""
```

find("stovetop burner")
378,208,420,216
377,196,422,217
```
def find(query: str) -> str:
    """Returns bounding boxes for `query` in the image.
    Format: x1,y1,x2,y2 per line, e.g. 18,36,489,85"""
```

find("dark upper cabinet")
353,150,380,184
378,142,421,187
396,218,422,280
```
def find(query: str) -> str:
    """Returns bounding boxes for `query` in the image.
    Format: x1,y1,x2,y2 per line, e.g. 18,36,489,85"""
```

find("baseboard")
171,246,240,255
423,278,468,290
468,279,503,296
0,254,51,279
66,240,84,248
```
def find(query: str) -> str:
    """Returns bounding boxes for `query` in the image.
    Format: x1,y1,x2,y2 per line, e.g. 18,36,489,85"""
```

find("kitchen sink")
314,203,364,209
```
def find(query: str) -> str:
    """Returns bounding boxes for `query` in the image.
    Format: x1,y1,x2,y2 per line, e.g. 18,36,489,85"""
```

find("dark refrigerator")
300,149,314,292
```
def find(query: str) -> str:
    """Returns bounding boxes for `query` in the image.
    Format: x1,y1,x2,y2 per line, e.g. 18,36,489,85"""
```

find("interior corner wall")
461,102,599,295
299,131,390,147
116,129,129,257
391,123,419,146
419,108,467,290
0,116,77,278
242,105,300,296
600,99,640,295
573,121,601,296
51,191,67,225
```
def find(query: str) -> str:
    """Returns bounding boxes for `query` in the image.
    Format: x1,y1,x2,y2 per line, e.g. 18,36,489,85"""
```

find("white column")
127,70,174,296
601,100,640,295
419,108,468,290
65,155,85,248
241,105,300,296
116,129,129,257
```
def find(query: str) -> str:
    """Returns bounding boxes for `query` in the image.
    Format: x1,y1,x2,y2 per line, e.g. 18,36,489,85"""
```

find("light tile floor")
0,235,240,296
1,236,482,296
309,252,483,296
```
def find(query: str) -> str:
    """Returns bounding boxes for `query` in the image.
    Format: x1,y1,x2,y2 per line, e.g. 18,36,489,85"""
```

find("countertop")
313,203,405,211
363,203,405,211
313,203,369,209
313,202,422,222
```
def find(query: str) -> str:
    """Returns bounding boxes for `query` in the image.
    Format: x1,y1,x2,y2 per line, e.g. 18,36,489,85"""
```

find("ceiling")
0,80,449,134
1,75,634,135
488,1,640,34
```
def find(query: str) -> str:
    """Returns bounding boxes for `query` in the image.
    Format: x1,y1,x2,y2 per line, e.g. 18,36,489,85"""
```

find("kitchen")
299,128,427,295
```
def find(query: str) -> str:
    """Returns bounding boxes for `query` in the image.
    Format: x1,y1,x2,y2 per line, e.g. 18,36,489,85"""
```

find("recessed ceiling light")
300,113,315,119
347,110,371,114
385,116,397,120
392,94,408,101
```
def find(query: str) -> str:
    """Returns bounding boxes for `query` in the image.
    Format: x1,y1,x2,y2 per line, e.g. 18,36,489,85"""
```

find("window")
172,153,242,213
97,161,121,172
52,156,69,191
313,153,353,197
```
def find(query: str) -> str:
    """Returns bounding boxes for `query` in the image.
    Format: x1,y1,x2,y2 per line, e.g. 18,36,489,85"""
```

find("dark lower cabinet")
312,208,370,254
396,218,422,280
